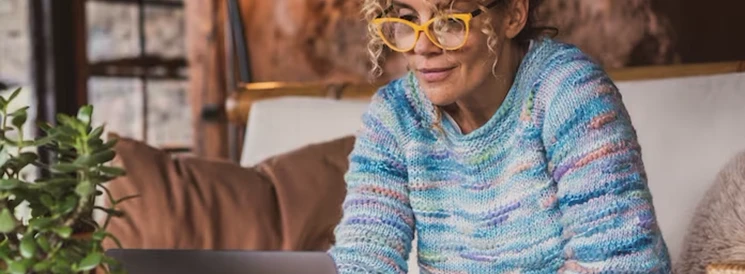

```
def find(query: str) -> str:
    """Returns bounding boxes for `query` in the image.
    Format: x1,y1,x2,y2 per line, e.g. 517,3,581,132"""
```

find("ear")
503,0,529,39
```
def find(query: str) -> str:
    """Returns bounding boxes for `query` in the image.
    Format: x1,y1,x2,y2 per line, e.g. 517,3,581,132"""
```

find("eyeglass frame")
372,0,501,52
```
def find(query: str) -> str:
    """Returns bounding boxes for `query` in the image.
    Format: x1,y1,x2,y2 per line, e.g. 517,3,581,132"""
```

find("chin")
419,82,460,106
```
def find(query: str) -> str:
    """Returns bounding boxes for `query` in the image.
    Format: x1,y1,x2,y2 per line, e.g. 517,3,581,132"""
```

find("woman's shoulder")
527,38,624,131
527,37,617,100
528,37,608,81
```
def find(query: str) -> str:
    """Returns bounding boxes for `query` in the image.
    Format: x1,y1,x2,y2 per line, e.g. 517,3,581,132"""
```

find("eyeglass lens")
379,16,467,50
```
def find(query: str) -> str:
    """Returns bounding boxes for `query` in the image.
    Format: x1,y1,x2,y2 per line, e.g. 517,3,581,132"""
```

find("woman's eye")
399,14,417,22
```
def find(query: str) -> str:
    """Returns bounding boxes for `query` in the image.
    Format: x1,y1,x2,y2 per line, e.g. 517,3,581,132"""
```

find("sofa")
102,69,745,273
238,70,745,272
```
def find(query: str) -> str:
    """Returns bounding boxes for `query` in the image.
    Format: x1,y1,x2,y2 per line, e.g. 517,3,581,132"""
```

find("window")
85,0,191,151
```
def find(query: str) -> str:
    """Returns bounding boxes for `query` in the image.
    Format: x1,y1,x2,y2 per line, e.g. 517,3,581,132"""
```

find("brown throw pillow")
257,136,355,251
675,150,745,273
103,135,355,252
103,137,282,250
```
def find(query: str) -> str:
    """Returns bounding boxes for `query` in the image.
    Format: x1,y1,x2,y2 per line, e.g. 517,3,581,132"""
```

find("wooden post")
30,0,89,168
184,0,229,159
30,0,89,122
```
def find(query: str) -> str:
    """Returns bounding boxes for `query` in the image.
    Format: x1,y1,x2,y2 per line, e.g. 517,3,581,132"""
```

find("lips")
417,66,456,82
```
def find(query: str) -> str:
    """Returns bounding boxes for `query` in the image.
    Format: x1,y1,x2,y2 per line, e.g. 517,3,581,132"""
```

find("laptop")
105,249,339,274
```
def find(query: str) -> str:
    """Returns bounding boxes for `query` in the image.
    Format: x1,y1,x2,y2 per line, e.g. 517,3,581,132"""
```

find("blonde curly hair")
362,0,551,79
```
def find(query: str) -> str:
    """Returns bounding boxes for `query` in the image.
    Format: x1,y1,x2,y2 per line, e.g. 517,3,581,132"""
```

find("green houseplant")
0,88,129,273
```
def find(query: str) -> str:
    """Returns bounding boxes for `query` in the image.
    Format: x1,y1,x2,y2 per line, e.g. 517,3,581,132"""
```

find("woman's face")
391,0,505,106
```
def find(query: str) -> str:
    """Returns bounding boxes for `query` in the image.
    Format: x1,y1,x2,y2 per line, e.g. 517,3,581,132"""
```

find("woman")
329,0,672,273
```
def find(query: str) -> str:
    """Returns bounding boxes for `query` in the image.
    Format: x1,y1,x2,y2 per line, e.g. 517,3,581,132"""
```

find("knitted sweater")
328,38,671,273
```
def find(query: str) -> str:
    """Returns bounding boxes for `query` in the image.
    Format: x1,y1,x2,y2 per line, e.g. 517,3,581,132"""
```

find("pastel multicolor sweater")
328,38,671,273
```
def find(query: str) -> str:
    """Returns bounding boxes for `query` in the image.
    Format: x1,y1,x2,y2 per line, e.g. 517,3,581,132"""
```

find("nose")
412,31,441,56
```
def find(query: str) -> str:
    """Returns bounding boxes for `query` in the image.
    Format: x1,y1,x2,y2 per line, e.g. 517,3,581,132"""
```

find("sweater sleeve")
328,90,415,274
540,61,672,273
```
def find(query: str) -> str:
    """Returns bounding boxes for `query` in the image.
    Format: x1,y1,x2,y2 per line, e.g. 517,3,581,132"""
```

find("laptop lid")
105,249,338,274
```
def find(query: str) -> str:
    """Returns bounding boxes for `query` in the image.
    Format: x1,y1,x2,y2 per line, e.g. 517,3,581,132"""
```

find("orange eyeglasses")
372,0,501,52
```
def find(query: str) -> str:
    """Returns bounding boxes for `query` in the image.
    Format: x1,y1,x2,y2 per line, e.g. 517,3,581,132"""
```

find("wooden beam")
184,0,229,159
607,60,745,82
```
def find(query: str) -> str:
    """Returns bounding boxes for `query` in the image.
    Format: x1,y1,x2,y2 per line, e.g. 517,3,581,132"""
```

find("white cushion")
240,96,370,167
616,72,745,262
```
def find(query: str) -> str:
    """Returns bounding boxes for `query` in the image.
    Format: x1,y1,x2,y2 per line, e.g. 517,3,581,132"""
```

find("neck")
444,41,527,134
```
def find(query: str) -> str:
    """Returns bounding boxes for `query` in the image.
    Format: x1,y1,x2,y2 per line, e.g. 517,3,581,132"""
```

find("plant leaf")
29,217,55,230
33,260,53,272
29,202,50,218
8,260,27,274
0,95,8,110
58,195,77,215
99,166,126,177
40,194,55,209
89,125,104,140
56,126,77,138
37,121,53,132
20,235,37,259
0,208,17,233
75,181,94,198
16,152,37,168
54,226,72,239
8,87,22,102
31,133,57,146
92,231,106,241
56,113,77,127
36,177,77,186
11,111,27,129
89,174,116,185
0,179,22,190
77,252,102,271
87,138,103,149
51,258,73,273
9,106,29,117
75,150,115,166
93,139,117,154
51,163,84,173
0,148,10,167
77,105,94,128
0,240,9,261
0,135,19,146
36,235,51,252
